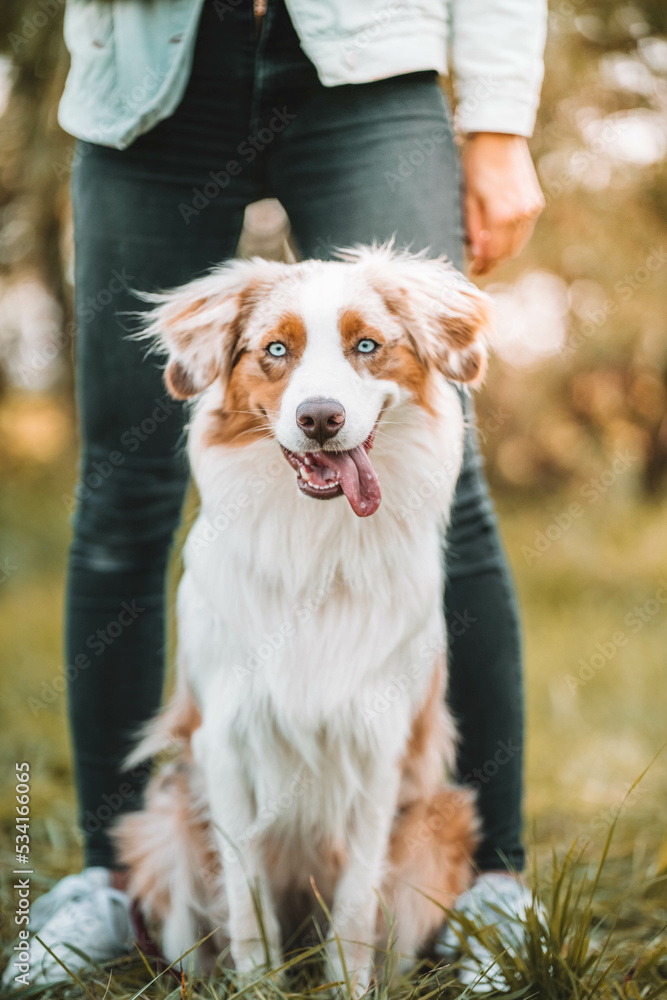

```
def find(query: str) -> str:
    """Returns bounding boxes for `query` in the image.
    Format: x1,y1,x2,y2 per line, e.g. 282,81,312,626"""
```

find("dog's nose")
296,397,346,445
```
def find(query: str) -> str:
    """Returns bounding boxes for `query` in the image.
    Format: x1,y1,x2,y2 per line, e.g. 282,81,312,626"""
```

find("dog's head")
143,247,492,517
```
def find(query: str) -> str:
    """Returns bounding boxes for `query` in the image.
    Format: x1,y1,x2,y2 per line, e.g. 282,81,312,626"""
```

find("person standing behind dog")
2,0,546,989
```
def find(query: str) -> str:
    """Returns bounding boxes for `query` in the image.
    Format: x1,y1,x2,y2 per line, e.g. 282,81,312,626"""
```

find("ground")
1,394,666,998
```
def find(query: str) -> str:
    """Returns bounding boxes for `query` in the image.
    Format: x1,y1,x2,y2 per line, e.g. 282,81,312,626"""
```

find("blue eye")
357,339,379,354
267,342,287,357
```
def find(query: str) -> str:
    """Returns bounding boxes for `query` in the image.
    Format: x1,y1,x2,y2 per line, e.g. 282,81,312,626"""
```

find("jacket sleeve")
450,0,548,137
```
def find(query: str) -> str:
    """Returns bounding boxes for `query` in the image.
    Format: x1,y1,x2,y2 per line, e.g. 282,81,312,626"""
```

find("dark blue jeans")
67,0,524,872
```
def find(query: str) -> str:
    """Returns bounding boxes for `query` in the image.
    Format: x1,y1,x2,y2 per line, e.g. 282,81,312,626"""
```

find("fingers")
468,196,543,276
465,195,486,270
462,133,545,275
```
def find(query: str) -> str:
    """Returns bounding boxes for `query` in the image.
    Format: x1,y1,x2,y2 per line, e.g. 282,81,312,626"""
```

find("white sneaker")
2,867,133,989
434,872,548,994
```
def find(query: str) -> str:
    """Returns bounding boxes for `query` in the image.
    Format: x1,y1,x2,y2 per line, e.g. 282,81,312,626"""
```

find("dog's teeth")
304,456,312,466
300,468,311,481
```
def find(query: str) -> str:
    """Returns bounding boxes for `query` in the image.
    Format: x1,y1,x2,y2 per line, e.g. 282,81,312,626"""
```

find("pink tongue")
313,445,381,517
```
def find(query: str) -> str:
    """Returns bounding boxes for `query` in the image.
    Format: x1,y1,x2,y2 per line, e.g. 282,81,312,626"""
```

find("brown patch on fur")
205,312,307,448
339,307,435,414
267,312,307,352
374,342,435,415
115,683,219,969
226,280,270,374
374,286,421,351
398,660,447,809
441,347,487,385
379,785,478,956
441,315,477,350
165,359,206,400
167,297,208,349
380,655,477,957
113,756,225,973
378,286,409,321
266,834,348,943
164,683,202,745
117,656,477,973
129,682,202,764
443,295,492,349
375,282,488,387
161,280,273,401
339,308,384,354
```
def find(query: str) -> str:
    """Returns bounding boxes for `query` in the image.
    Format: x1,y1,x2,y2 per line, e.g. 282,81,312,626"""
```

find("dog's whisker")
232,427,275,441
223,409,279,418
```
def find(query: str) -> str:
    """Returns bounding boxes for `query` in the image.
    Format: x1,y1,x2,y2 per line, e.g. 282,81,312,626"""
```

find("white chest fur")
179,380,464,836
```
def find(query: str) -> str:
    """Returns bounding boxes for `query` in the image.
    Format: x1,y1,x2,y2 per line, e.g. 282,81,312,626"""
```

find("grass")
1,827,666,999
1,392,666,998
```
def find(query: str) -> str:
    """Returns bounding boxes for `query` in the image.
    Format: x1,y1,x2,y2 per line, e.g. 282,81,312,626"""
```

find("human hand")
462,133,544,275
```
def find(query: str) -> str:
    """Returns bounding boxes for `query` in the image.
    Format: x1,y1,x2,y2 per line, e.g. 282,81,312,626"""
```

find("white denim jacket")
58,0,547,150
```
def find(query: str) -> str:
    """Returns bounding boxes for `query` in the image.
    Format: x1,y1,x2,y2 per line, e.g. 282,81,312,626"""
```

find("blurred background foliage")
0,0,666,958
0,0,666,489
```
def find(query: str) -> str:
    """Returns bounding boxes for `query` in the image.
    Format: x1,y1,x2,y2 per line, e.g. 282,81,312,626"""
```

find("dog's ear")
140,259,290,400
419,264,491,386
360,249,492,386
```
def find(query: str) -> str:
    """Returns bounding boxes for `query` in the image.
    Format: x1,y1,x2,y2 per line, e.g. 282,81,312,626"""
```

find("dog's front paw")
325,941,372,997
231,898,282,979
232,937,282,979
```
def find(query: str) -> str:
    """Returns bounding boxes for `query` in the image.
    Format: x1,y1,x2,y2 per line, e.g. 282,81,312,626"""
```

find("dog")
115,245,491,991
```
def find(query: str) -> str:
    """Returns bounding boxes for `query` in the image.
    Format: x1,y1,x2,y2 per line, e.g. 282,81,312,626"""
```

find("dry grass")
1,394,666,998
1,822,666,999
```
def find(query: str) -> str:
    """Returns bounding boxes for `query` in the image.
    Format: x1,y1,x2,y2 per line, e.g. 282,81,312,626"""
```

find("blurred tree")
475,0,667,496
0,0,665,494
0,0,72,403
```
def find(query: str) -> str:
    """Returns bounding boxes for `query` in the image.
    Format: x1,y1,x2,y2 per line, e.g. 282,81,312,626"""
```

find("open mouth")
281,427,381,517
